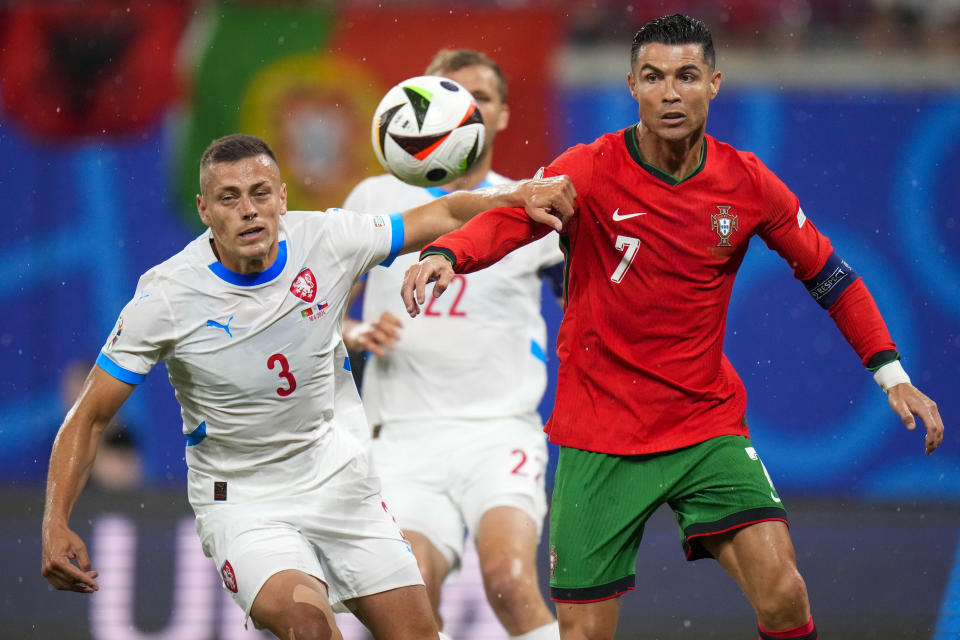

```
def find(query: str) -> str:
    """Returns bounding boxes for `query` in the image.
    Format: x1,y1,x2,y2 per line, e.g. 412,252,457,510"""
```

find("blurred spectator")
58,359,143,492
865,0,960,52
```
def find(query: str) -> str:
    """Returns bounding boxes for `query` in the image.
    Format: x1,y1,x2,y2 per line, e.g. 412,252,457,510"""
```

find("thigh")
549,446,662,602
195,505,325,618
250,569,342,639
556,597,621,640
475,505,540,571
344,584,438,640
700,519,804,610
667,436,787,561
458,414,549,540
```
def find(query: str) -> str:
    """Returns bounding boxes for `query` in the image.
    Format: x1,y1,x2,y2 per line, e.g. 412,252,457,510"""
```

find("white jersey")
344,173,562,423
97,209,403,508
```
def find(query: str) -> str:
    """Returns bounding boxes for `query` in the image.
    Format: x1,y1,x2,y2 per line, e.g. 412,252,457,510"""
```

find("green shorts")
548,435,787,603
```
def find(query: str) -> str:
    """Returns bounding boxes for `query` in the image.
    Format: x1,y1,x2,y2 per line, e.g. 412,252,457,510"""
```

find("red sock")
758,616,817,639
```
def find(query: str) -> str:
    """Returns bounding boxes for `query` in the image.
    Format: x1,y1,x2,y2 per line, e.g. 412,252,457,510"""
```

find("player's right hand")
41,521,99,593
519,169,577,232
344,312,403,357
401,255,455,317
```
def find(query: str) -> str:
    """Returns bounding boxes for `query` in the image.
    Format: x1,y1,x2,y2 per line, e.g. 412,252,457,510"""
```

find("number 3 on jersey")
610,235,641,283
267,353,296,397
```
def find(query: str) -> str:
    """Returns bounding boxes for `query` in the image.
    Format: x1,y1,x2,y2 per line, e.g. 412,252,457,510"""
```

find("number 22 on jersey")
425,274,468,316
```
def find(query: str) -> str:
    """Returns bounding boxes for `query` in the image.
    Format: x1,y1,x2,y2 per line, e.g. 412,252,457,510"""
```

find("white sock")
438,632,454,640
510,620,560,640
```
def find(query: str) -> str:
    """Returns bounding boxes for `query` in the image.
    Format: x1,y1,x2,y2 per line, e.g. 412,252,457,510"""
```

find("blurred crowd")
560,0,960,53
341,0,960,54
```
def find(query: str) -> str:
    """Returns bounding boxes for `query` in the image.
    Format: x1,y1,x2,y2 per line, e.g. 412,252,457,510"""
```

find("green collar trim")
624,123,707,186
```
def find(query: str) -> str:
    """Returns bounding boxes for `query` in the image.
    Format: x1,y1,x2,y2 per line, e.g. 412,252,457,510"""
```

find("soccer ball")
371,75,485,187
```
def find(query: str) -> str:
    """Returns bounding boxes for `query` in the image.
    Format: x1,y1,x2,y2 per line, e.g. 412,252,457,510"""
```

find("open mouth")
238,226,264,240
661,111,686,124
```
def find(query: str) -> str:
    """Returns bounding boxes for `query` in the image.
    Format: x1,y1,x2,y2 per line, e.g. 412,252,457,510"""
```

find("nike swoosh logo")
612,208,648,221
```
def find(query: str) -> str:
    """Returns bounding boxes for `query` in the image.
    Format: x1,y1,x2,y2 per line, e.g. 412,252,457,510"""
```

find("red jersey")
424,126,896,455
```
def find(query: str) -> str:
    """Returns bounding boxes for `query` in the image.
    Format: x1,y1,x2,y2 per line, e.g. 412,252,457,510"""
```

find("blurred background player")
405,15,946,640
342,49,562,640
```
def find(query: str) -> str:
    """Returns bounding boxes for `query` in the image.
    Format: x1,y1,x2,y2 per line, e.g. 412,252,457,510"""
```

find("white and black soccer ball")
371,75,485,187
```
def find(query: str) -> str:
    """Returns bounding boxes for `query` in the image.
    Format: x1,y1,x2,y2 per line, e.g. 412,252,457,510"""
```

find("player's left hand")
516,171,577,232
886,383,944,455
401,254,455,317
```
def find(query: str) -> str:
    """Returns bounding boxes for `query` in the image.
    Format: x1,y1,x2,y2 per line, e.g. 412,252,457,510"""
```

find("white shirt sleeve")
96,270,176,384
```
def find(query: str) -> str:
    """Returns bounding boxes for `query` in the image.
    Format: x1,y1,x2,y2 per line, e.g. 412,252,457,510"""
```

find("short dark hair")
425,48,508,103
199,133,278,173
631,14,715,70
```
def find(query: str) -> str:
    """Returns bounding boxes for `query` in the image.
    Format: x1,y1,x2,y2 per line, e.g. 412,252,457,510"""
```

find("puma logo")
206,316,234,338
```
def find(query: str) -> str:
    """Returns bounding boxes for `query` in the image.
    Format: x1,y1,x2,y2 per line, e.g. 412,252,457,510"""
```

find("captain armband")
803,251,860,309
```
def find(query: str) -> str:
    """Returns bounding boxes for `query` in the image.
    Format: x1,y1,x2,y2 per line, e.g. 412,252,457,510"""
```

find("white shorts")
194,449,423,616
371,412,548,570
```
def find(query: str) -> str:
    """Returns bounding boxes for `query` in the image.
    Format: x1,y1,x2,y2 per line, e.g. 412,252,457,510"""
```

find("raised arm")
398,174,576,255
42,366,135,592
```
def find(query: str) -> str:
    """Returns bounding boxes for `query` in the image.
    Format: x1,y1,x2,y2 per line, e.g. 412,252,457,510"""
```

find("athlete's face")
627,42,721,144
197,154,287,274
442,64,509,157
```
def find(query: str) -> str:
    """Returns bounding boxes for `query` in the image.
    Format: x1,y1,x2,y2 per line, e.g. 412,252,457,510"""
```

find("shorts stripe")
551,575,635,603
683,506,788,560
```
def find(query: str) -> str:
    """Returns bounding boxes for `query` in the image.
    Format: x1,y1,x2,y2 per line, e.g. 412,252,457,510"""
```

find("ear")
197,193,211,227
626,72,639,102
709,70,722,100
279,182,288,216
496,102,510,133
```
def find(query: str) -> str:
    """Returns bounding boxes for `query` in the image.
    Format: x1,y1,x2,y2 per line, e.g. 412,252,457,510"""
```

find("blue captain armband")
803,251,860,309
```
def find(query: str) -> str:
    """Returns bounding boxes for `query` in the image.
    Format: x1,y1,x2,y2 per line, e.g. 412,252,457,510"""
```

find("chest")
574,172,764,284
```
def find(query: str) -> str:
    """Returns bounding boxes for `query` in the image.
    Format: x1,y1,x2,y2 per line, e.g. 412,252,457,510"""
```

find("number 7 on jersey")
610,235,641,283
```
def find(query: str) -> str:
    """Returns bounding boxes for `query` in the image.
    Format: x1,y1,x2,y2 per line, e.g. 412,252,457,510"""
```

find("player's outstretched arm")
42,367,135,593
399,174,576,255
883,382,944,455
401,254,455,318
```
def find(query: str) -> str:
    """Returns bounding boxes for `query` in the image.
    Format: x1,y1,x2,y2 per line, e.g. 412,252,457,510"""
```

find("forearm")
827,278,897,367
43,415,106,530
422,206,553,273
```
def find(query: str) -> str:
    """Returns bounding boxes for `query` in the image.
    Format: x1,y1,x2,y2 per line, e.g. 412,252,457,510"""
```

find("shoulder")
346,173,423,202
707,135,775,181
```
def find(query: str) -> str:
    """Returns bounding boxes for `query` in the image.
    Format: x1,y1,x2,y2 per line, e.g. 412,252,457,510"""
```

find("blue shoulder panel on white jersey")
208,240,288,286
96,352,146,385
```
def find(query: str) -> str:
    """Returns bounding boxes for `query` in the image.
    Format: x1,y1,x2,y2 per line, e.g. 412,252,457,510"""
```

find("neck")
210,238,277,274
443,150,494,192
635,125,705,179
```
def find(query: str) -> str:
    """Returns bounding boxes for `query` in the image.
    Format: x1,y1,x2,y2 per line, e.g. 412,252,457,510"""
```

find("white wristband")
873,360,911,392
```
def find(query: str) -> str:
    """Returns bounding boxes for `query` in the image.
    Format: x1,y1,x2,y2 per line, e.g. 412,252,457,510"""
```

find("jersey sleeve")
752,160,897,366
421,144,593,272
420,206,553,273
323,207,405,275
96,270,176,384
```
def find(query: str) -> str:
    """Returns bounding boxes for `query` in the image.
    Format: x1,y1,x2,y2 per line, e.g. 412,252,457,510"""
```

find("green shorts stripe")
548,435,787,602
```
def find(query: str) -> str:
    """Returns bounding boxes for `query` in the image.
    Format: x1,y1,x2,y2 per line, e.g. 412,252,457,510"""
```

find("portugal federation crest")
711,206,738,247
290,268,317,302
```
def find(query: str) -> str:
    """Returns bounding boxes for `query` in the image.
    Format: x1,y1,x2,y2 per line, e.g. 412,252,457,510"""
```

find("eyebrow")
639,63,702,75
